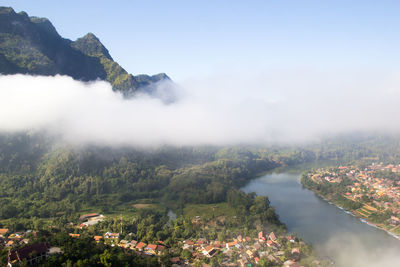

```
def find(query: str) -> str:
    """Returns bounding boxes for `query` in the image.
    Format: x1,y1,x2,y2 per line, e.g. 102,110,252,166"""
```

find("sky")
2,0,400,81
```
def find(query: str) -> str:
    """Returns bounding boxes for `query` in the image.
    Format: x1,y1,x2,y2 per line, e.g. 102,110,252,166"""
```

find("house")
268,232,277,242
94,236,103,242
196,238,208,246
48,247,62,255
183,240,194,245
81,220,102,227
226,241,238,249
0,228,9,237
69,233,80,238
145,244,157,254
156,245,166,254
287,235,296,243
104,232,120,239
266,240,277,250
203,246,218,258
183,240,194,250
118,240,130,249
136,242,147,251
388,216,400,226
8,233,23,240
8,243,49,266
79,213,100,221
79,213,104,227
245,249,254,258
291,248,300,255
258,231,266,241
130,240,138,249
202,245,212,255
213,241,222,248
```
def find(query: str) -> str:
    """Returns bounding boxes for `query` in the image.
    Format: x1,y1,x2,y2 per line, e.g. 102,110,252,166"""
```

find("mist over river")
241,170,400,267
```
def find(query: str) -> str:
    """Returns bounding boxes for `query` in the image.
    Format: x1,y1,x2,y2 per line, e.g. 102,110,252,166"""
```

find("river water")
241,171,400,267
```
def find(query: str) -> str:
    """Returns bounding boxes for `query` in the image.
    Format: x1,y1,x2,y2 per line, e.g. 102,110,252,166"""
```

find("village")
0,212,323,267
306,163,400,234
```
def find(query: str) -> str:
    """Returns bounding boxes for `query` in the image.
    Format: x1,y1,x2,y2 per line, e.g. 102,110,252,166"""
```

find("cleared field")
183,202,236,220
363,204,377,212
355,210,369,218
358,208,372,215
132,203,154,209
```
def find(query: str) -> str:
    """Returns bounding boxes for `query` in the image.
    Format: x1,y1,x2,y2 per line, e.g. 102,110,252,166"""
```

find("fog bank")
320,231,400,267
0,72,399,146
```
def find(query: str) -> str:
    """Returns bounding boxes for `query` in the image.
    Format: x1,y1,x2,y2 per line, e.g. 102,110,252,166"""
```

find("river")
241,170,400,267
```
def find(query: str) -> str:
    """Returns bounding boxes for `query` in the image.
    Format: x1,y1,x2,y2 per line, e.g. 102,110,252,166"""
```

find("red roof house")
136,242,147,251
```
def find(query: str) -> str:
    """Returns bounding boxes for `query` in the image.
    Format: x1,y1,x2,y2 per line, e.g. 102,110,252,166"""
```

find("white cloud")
0,71,399,146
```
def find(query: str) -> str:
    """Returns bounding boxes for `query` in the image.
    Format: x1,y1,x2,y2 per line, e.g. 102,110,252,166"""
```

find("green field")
183,203,236,220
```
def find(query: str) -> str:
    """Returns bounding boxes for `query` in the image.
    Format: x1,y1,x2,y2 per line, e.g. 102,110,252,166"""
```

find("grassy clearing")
183,202,236,220
68,197,166,220
132,203,154,209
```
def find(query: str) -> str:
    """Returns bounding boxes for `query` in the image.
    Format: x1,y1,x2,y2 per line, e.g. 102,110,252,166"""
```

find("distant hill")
0,7,170,95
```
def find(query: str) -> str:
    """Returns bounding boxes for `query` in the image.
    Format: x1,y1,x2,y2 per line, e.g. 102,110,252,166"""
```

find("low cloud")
318,231,400,267
0,71,399,146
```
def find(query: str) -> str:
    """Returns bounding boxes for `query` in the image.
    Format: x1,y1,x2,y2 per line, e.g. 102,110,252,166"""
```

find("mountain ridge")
0,6,170,95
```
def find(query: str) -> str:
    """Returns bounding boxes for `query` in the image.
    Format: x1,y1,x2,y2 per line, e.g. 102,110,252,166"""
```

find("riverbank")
242,171,400,267
314,190,400,241
301,173,400,241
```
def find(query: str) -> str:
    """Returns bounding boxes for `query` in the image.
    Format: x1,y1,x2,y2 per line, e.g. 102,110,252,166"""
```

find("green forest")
2,132,400,223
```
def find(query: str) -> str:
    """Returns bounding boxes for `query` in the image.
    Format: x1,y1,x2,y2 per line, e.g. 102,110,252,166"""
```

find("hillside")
0,7,169,95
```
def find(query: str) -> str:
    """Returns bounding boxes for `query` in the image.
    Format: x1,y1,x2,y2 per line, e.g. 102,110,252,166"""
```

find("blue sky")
3,0,400,81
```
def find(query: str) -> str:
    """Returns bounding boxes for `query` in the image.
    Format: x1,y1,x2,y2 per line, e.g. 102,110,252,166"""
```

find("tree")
181,249,192,260
99,249,112,267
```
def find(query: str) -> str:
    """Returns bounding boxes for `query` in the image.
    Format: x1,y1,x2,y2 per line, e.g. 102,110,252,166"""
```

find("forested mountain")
1,131,398,221
0,6,170,95
0,132,280,219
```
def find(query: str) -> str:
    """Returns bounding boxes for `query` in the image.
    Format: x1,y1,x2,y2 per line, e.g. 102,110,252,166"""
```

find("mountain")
0,7,170,95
